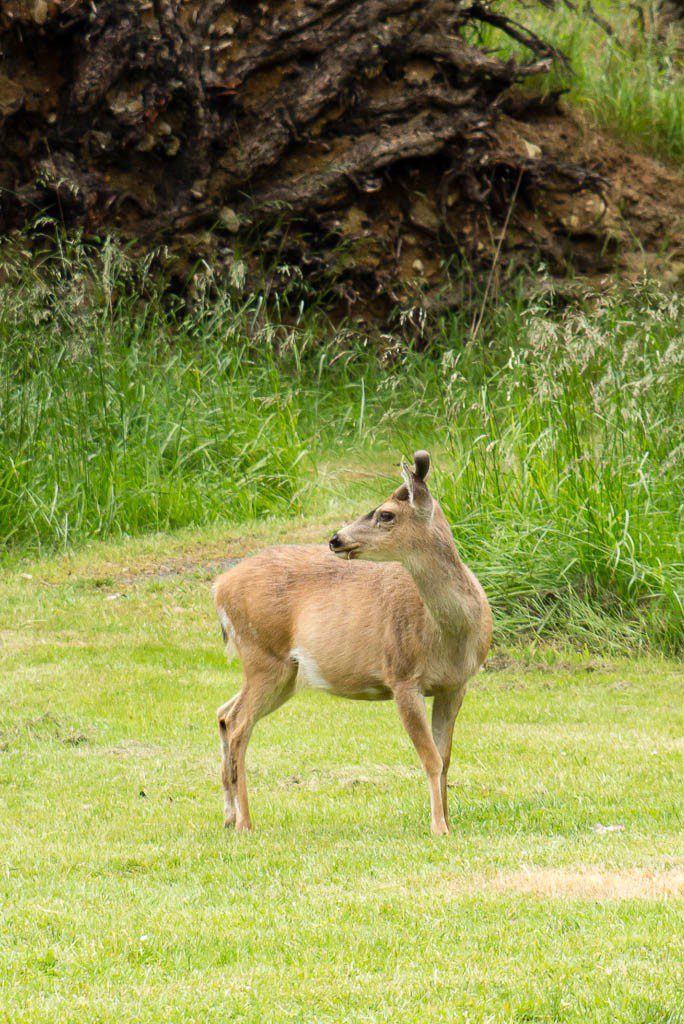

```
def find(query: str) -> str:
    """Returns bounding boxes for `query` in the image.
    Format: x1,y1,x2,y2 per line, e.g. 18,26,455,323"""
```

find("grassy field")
0,524,682,1023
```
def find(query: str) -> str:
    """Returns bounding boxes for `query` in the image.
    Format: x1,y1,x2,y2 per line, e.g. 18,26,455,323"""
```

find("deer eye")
377,510,395,524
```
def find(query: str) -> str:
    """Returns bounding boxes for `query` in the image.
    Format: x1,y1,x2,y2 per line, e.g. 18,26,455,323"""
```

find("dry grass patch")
487,867,684,900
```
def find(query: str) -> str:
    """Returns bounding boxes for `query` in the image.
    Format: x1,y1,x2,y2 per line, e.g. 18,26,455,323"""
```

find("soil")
514,106,684,287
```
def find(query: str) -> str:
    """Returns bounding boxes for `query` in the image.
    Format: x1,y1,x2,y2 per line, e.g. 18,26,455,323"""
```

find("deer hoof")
431,820,449,837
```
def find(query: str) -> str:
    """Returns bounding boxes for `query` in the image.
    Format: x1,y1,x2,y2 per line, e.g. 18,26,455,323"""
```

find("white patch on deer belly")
291,648,331,692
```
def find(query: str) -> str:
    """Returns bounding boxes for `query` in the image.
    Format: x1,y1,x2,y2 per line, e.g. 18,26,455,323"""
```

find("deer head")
329,451,438,563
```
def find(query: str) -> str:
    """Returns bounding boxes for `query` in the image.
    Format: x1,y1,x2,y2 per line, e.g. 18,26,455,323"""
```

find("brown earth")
513,107,684,287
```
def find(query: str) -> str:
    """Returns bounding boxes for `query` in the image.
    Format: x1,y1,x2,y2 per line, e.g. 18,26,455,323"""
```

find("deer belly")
290,646,390,700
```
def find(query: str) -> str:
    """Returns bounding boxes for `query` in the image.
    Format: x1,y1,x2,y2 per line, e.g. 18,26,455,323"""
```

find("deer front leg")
431,688,465,829
394,686,448,836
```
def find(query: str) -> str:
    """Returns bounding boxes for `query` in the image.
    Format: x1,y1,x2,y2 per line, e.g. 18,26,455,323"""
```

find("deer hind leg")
431,688,465,830
394,685,448,836
217,695,240,826
218,652,296,832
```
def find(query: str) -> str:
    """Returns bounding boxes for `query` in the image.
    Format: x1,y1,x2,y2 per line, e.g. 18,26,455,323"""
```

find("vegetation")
1,240,682,654
434,286,683,655
1,4,681,1021
491,0,684,163
0,546,682,1023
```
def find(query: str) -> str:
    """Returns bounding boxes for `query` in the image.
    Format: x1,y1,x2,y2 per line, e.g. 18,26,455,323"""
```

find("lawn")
1,522,682,1024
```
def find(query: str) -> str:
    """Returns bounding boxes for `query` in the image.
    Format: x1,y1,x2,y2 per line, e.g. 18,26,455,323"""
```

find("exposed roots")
0,0,678,320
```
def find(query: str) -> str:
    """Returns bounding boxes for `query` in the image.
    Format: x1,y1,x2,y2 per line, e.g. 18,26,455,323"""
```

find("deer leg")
431,688,465,829
394,686,448,836
221,656,296,833
217,695,240,826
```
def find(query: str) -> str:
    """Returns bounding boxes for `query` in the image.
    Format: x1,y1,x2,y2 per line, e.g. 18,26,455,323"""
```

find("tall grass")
0,239,310,547
482,1,684,163
430,288,683,653
0,239,682,653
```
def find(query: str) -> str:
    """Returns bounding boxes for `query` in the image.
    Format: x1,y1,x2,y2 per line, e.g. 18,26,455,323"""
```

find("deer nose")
329,533,343,551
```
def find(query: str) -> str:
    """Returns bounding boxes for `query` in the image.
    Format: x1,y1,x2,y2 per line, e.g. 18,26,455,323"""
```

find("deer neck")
403,526,477,639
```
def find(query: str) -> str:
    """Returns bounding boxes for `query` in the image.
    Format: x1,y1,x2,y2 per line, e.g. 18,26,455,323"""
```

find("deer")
213,451,492,835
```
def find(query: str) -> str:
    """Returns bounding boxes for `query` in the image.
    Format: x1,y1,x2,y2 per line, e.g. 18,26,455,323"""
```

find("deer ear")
400,460,414,491
400,458,432,512
413,450,430,481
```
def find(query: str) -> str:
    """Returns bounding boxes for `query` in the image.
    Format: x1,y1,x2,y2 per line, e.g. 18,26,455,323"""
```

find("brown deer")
213,451,492,835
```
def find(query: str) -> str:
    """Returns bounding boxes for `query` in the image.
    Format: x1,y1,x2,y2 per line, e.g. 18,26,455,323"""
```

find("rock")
338,206,370,237
0,74,24,118
522,139,542,160
218,207,241,232
404,59,437,85
33,0,48,25
409,197,440,232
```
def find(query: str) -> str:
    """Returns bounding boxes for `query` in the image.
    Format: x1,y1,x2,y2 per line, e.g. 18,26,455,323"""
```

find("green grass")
0,240,309,543
482,0,684,163
0,534,682,1023
1,240,682,653
432,287,684,654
